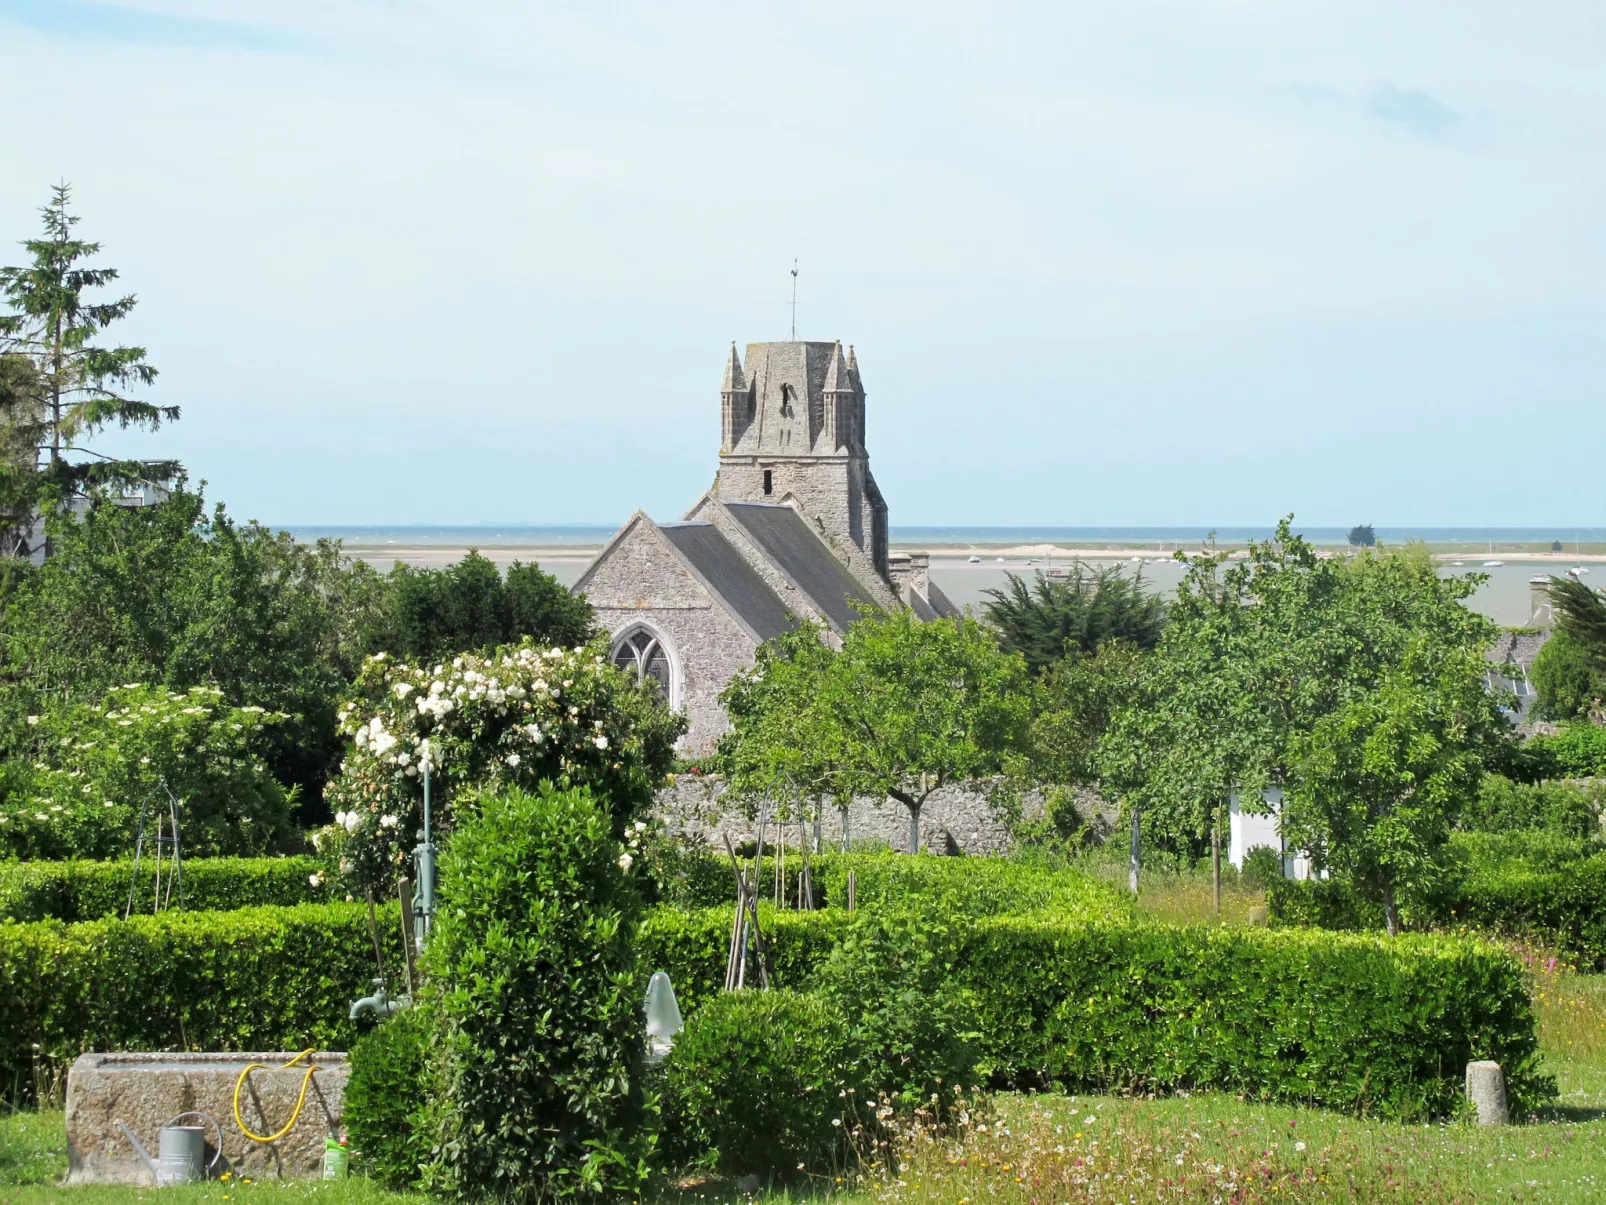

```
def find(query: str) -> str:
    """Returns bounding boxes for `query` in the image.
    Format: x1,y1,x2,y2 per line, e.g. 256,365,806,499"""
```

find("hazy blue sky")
1,1,1602,527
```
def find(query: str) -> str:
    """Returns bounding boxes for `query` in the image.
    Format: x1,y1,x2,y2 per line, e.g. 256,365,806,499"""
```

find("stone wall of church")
580,525,760,755
716,456,865,565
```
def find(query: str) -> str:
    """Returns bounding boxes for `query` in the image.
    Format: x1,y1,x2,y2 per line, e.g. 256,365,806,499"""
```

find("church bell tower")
711,340,888,577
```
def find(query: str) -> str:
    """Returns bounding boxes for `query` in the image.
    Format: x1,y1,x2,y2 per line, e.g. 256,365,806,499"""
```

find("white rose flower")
393,683,414,699
617,852,633,871
379,814,399,829
594,736,609,750
25,716,38,726
506,753,521,767
343,812,362,834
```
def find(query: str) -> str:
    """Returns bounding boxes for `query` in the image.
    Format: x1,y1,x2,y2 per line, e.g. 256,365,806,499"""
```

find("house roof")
722,502,879,631
659,521,794,641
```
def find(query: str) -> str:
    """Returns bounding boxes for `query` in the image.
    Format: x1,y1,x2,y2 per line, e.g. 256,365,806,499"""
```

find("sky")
0,0,1603,528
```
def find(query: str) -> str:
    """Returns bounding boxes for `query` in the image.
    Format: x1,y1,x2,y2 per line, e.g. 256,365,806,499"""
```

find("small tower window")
779,383,795,417
763,469,773,495
613,628,672,702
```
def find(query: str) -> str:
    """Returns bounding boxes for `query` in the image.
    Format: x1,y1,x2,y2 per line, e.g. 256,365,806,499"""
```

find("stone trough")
66,1051,350,1185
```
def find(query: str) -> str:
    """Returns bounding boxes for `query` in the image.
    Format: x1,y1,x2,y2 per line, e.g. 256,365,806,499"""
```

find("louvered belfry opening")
613,628,672,701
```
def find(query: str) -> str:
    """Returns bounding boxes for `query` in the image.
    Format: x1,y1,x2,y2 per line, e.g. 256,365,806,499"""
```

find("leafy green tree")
1284,642,1501,934
362,551,594,662
825,609,1032,852
1529,630,1606,721
0,185,177,529
0,481,387,806
981,563,1164,673
1348,524,1377,547
719,620,853,833
1100,522,1507,902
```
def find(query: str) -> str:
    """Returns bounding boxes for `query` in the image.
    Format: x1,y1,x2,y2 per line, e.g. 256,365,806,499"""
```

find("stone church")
574,340,959,753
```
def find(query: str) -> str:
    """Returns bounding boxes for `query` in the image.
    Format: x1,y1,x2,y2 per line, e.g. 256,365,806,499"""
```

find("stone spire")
823,342,851,393
721,342,745,392
845,344,862,391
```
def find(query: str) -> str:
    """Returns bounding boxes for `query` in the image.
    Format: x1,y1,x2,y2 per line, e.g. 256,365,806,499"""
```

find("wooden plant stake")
722,832,773,989
796,801,815,911
398,877,418,997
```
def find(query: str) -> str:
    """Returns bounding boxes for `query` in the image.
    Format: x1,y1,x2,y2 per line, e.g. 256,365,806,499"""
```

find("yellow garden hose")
233,1049,319,1144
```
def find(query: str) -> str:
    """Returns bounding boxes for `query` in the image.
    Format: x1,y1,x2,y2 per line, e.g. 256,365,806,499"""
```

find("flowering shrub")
0,685,295,860
322,640,683,887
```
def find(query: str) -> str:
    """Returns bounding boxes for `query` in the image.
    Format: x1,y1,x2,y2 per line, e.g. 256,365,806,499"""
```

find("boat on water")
967,555,982,563
1483,559,1505,567
1575,566,1590,575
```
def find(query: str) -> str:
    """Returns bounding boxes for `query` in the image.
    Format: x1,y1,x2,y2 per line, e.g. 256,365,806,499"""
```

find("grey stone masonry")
66,1051,349,1185
714,341,888,578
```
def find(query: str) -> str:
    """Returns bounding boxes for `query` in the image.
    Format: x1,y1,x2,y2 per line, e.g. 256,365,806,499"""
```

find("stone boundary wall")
654,774,1118,855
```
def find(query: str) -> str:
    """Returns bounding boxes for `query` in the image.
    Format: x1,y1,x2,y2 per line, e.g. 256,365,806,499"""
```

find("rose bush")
322,639,683,887
0,684,295,860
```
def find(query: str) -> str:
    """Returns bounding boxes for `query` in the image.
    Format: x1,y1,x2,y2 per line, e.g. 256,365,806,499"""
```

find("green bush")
0,902,401,1102
0,856,330,923
1,685,298,860
637,906,849,1015
812,911,982,1113
1240,846,1284,891
1519,724,1606,779
641,904,1546,1120
422,785,650,1204
1529,631,1606,722
1461,774,1605,839
1270,831,1606,969
660,990,853,1176
649,849,1130,920
345,1006,434,1190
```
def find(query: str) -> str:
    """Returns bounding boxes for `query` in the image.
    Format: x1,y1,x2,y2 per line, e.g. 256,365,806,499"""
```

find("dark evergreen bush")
344,1006,433,1189
660,989,853,1177
422,784,649,1203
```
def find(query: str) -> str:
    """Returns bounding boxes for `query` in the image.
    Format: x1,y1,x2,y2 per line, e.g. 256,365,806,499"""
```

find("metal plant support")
125,780,185,919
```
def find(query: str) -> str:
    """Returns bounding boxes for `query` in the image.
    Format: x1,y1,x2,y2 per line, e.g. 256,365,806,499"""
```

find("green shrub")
1529,631,1606,722
0,856,330,923
422,785,650,1204
636,906,849,1015
650,848,1131,920
812,911,982,1113
660,990,852,1176
345,1007,434,1190
1240,846,1284,891
0,902,401,1102
1461,774,1605,839
1,685,297,860
817,853,1129,922
1519,724,1606,779
1270,831,1606,969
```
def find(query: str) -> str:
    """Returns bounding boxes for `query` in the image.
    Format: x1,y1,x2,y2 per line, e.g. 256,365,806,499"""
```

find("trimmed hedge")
641,905,1547,1120
0,857,330,923
1269,833,1606,969
0,902,401,1100
649,850,1128,920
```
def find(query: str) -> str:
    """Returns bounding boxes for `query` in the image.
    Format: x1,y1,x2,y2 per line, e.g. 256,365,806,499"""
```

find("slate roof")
660,521,794,641
723,503,879,631
926,580,962,618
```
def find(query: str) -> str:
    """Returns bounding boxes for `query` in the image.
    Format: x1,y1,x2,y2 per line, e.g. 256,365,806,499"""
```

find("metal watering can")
118,1112,224,1186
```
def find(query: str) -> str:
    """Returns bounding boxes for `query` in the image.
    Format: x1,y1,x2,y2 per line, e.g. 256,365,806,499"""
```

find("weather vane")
789,259,798,342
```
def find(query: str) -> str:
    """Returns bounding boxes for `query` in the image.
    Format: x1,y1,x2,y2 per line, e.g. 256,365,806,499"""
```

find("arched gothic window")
613,628,672,702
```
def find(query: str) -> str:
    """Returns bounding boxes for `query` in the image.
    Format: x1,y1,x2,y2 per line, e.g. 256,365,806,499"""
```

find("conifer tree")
0,183,177,549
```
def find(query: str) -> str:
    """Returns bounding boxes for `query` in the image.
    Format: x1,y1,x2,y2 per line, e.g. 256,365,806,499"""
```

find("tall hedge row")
0,856,330,923
650,850,1128,920
0,902,401,1099
1269,834,1606,969
639,905,1546,1119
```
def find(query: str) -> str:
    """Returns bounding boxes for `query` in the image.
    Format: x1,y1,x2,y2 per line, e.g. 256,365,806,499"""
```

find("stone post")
1466,1060,1508,1125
